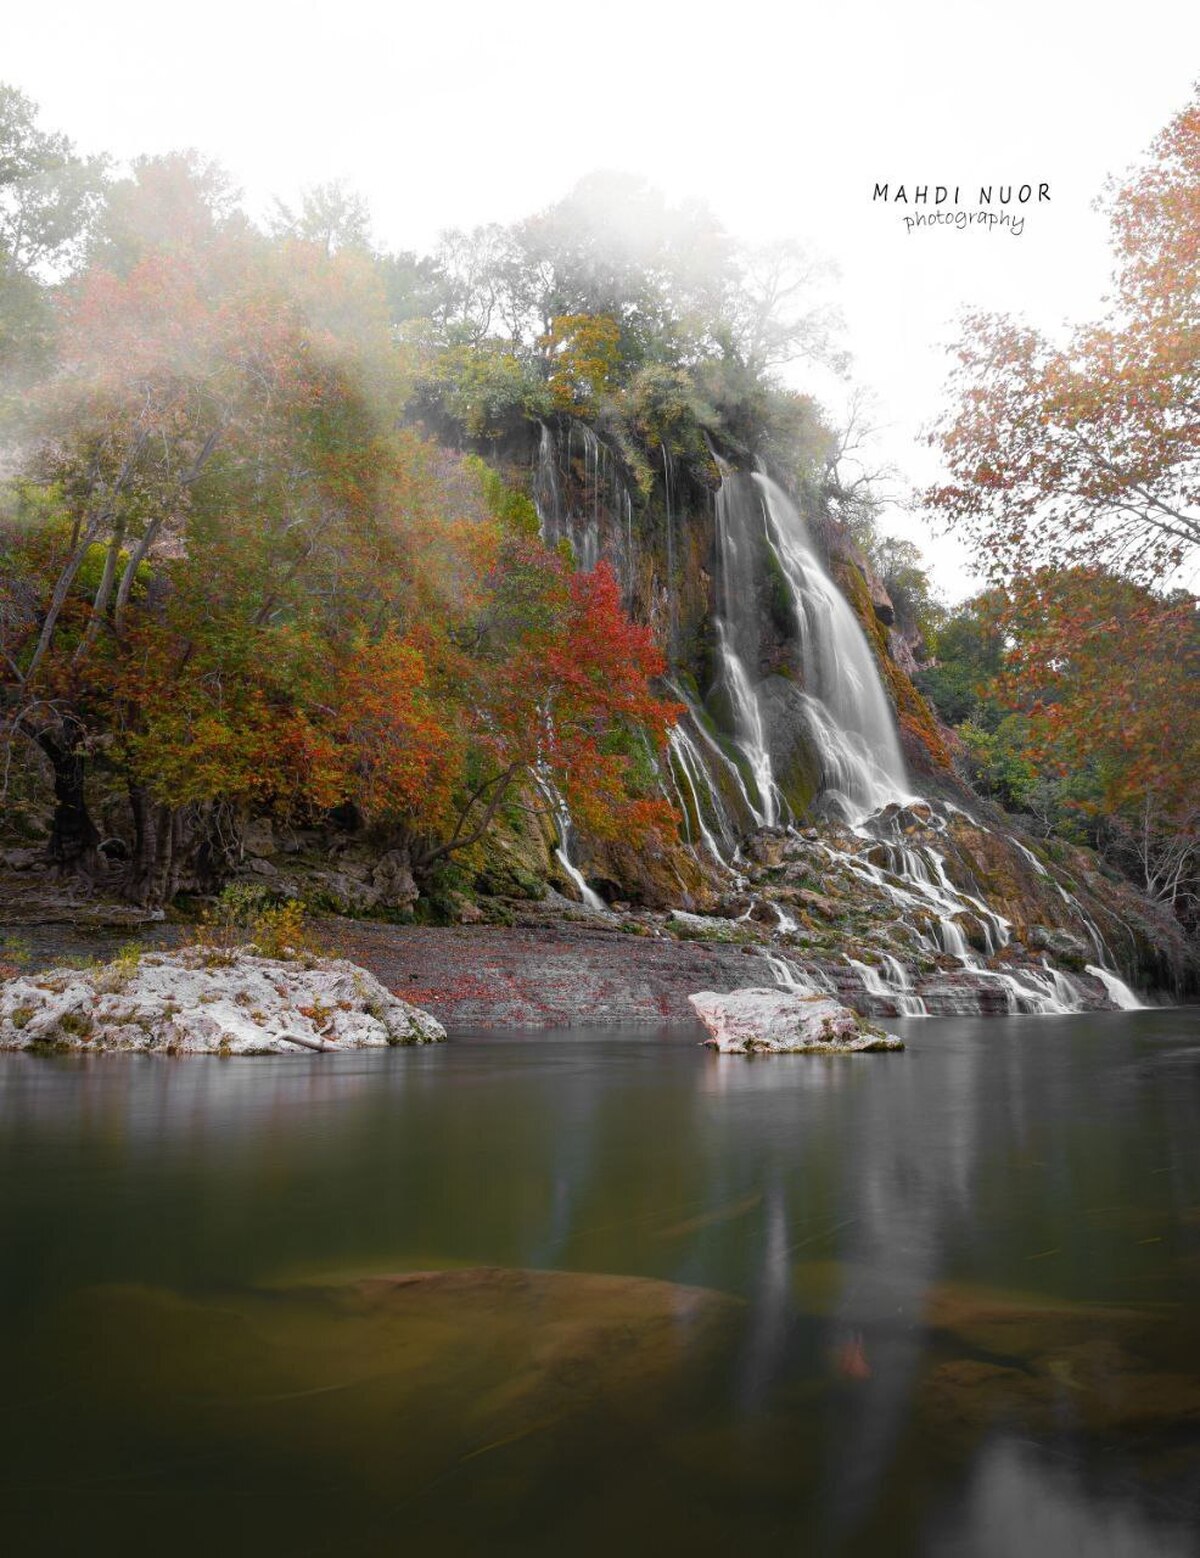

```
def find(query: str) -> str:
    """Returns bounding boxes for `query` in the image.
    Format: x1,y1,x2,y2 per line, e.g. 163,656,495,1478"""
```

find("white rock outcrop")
688,987,903,1054
0,947,445,1054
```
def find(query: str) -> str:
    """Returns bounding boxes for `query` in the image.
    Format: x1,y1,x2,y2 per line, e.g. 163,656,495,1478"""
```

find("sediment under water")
0,1012,1197,1556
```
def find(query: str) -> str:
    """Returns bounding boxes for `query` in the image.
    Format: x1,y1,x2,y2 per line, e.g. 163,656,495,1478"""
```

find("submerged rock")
0,945,445,1053
688,986,903,1053
24,1267,742,1510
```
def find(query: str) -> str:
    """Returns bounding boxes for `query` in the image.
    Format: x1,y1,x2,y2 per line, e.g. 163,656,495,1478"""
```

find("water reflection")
0,1011,1196,1555
933,1437,1197,1558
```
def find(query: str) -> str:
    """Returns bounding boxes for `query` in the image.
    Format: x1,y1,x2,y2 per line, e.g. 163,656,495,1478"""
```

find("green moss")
762,540,795,639
773,739,821,820
55,1010,93,1039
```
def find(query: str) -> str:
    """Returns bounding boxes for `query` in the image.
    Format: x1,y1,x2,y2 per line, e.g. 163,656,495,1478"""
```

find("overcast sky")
7,0,1198,597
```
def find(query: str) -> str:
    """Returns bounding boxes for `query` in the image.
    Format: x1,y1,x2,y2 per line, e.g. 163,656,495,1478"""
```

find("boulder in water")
688,986,902,1053
0,945,445,1053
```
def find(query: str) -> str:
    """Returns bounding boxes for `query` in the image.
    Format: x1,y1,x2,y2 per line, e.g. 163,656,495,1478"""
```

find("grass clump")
192,884,320,961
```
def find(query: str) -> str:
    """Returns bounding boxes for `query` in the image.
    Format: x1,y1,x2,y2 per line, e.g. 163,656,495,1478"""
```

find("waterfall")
666,725,737,864
715,622,780,827
663,444,677,666
1086,965,1145,1010
532,433,1143,1015
814,813,1129,1014
712,472,908,822
532,421,561,543
847,956,928,1017
758,475,909,813
759,948,834,995
882,954,928,1016
532,766,609,915
533,420,634,585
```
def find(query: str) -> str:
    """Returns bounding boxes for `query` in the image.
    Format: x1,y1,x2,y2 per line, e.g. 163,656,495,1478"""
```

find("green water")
1,1010,1197,1555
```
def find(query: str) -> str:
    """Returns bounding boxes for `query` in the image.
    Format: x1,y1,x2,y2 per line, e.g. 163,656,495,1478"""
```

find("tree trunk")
126,791,240,906
37,721,100,879
126,787,175,907
127,784,156,902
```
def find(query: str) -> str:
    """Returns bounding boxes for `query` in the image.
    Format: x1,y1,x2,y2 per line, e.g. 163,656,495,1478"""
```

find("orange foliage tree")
537,313,622,414
928,88,1199,584
1,189,679,904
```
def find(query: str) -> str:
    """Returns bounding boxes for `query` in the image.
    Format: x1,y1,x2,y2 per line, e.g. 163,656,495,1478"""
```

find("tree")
1,201,680,904
87,151,241,276
409,542,678,878
0,220,408,892
928,86,1200,584
538,313,622,414
0,82,106,382
271,180,372,256
715,238,846,378
996,570,1197,814
0,83,106,279
915,593,1004,727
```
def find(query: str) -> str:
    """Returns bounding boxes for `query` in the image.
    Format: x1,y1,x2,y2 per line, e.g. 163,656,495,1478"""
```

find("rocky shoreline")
0,912,784,1031
0,905,1161,1037
3,787,1193,1031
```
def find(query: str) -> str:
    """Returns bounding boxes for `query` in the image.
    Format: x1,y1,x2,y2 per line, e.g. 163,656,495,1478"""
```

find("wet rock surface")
321,917,777,1027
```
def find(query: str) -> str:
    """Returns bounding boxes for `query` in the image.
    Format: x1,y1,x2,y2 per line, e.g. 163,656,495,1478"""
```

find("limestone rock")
0,946,445,1054
688,986,902,1054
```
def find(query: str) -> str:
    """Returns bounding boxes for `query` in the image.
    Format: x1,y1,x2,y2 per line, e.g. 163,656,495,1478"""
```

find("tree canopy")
928,87,1200,586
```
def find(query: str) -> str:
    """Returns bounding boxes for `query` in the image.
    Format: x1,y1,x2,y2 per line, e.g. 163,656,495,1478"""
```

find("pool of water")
1,1010,1197,1555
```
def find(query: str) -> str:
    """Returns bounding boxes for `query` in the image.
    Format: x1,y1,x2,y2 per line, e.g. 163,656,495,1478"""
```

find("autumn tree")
994,569,1199,919
1,201,422,893
407,538,678,879
86,151,243,276
1,181,681,905
537,313,622,414
928,86,1200,584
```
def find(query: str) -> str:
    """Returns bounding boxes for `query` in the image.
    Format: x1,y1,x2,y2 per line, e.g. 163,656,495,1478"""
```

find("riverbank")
0,905,1171,1031
0,909,772,1029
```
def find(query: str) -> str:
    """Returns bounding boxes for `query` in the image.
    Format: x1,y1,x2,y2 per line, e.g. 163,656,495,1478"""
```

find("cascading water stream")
532,765,609,916
846,957,928,1017
714,623,779,828
666,726,735,864
1086,965,1145,1010
712,472,909,824
758,475,910,816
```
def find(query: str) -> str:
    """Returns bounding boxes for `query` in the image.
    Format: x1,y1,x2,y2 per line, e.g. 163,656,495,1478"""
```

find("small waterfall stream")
532,765,609,915
1086,965,1144,1010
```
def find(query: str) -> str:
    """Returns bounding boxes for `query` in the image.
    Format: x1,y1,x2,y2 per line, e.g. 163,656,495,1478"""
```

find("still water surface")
1,1011,1197,1556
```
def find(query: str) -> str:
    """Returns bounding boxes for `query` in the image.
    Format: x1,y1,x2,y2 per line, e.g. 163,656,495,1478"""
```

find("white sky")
7,0,1199,599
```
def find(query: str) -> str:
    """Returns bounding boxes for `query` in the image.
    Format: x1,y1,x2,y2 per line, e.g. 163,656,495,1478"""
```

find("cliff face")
468,413,1193,1003
516,414,958,815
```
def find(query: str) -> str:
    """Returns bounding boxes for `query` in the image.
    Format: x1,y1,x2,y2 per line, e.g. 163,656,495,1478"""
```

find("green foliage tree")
0,82,106,383
271,179,373,256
